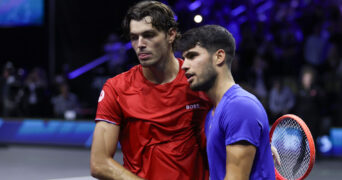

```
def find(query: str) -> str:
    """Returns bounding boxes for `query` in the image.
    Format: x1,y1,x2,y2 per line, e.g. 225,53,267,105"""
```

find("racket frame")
269,114,316,180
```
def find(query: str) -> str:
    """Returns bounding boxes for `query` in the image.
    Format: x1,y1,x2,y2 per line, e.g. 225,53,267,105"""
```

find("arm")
224,141,256,180
90,121,144,180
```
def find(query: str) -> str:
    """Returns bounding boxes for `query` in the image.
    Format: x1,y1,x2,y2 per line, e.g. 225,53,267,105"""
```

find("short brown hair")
122,1,180,44
176,25,236,69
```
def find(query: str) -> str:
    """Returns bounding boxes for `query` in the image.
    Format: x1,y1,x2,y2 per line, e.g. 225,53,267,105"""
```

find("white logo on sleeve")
186,103,200,109
98,90,105,102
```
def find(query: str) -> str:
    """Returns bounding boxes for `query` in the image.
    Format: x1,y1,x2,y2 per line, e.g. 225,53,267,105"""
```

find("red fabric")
96,59,211,180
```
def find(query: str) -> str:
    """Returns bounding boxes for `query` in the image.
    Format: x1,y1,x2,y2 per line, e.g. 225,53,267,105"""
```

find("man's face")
181,45,217,91
129,16,171,67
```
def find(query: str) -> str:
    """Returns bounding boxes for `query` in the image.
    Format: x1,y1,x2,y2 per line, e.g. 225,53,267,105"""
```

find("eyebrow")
183,51,199,58
130,29,157,36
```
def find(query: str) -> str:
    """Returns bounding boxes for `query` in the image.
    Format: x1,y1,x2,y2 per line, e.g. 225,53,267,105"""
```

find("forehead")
182,45,208,56
129,16,157,34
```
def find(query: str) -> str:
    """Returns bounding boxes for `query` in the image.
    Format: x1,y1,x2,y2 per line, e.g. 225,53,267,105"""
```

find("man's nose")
181,59,189,71
137,37,146,48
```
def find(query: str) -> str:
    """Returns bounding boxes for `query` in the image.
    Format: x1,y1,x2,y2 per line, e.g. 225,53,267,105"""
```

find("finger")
271,146,281,166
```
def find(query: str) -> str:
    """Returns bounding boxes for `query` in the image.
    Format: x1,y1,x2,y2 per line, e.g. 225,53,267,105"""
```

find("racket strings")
271,118,311,180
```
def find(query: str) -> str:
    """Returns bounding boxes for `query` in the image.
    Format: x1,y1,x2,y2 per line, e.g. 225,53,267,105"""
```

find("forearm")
91,156,143,180
224,161,250,180
224,170,249,180
90,122,143,180
225,142,256,180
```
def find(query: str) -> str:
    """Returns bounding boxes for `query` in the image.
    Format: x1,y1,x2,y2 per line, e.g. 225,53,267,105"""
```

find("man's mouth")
185,73,195,83
138,53,152,60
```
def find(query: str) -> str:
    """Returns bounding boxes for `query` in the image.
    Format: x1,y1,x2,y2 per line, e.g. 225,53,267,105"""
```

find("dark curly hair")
176,25,236,69
122,1,180,48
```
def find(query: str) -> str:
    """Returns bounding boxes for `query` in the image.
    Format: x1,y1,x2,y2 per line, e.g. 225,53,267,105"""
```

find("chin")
140,61,154,67
190,82,212,92
139,59,158,67
190,84,203,91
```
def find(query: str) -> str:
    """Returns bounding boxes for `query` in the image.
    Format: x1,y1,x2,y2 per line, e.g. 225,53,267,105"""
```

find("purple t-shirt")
205,84,275,180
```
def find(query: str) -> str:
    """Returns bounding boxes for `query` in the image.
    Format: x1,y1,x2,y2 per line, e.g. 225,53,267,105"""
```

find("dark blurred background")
0,0,342,156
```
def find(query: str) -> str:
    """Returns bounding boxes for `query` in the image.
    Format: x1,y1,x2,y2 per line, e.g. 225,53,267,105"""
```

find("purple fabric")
205,84,275,180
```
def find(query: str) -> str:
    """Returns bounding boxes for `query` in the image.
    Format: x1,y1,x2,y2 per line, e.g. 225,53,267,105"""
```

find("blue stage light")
188,1,202,11
231,5,246,17
257,1,273,13
68,55,108,79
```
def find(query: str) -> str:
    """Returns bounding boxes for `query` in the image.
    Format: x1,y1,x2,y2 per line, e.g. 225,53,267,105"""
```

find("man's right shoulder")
105,65,141,88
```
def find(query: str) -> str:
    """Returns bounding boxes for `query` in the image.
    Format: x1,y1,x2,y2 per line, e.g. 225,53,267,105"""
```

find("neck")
142,53,179,84
206,71,235,108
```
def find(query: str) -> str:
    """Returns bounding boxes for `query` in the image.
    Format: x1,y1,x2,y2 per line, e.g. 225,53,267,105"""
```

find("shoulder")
105,65,141,89
224,96,262,116
223,85,260,107
220,86,266,119
219,94,268,132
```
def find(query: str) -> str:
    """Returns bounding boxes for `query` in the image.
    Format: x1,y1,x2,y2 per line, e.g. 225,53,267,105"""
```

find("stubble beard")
139,57,158,67
190,64,217,92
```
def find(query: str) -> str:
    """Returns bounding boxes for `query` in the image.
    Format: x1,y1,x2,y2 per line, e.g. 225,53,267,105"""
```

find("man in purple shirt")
178,25,275,179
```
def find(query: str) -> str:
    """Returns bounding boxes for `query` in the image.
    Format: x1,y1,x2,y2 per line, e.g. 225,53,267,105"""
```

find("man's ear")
214,49,226,66
168,28,177,43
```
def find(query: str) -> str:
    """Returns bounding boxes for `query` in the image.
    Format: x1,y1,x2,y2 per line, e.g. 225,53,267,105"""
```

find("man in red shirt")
90,1,211,179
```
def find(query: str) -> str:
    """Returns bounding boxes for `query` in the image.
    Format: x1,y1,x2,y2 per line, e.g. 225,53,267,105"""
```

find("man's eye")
144,33,155,38
130,36,138,41
187,53,197,59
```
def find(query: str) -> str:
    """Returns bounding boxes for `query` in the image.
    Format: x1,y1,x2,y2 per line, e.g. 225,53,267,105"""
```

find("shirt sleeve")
221,96,264,147
95,79,123,125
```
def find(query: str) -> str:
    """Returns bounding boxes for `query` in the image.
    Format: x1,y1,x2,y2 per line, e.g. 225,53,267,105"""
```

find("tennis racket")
269,114,315,180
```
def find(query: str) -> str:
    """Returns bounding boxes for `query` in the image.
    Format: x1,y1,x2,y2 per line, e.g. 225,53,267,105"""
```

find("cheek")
199,61,213,76
153,39,169,51
197,60,209,70
131,42,138,51
192,63,204,77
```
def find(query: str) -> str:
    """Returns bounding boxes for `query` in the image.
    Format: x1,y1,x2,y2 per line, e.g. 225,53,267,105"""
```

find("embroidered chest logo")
186,103,200,110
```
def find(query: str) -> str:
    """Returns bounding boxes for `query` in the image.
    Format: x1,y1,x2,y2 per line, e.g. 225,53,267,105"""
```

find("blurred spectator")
294,66,322,146
22,67,49,117
0,62,24,117
268,77,295,124
51,83,79,120
320,34,342,127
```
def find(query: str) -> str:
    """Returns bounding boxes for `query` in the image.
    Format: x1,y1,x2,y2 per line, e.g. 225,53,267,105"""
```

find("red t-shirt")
96,59,211,180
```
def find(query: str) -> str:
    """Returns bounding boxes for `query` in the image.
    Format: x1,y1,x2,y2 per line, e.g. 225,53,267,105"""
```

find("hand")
271,145,281,166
